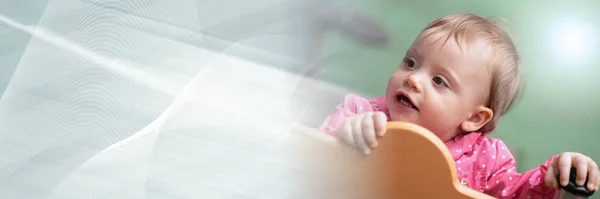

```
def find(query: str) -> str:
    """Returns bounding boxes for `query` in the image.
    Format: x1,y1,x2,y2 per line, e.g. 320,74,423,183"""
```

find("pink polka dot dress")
317,94,559,199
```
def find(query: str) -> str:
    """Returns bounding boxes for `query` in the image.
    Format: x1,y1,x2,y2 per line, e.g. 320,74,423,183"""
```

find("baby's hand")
337,112,387,155
544,152,600,191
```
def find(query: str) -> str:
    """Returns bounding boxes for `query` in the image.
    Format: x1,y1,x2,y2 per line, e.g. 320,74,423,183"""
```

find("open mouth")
395,92,418,111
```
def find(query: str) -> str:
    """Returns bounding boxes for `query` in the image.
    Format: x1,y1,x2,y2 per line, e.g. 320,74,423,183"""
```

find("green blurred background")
315,0,600,175
0,0,598,197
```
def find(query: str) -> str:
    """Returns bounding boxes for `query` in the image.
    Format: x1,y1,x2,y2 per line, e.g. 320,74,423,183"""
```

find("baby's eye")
404,58,416,69
432,76,448,87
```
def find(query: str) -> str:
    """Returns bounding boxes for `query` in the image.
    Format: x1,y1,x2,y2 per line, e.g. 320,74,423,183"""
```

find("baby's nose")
403,76,423,93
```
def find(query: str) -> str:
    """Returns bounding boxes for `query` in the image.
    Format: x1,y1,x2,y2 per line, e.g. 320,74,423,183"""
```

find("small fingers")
361,113,378,149
338,118,354,146
587,159,599,191
544,165,559,189
373,112,388,137
573,156,588,187
351,115,369,155
597,172,600,191
558,153,573,187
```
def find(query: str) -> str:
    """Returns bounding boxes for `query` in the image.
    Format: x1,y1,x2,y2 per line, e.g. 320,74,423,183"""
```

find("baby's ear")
461,106,493,132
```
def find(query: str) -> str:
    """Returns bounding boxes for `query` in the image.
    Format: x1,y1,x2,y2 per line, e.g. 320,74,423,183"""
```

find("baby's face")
385,31,493,142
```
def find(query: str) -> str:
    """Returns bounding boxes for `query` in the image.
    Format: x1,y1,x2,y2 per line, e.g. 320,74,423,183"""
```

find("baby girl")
317,14,599,198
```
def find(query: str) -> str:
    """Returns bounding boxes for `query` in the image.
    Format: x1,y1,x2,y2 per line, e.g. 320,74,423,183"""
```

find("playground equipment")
293,121,596,199
291,121,495,198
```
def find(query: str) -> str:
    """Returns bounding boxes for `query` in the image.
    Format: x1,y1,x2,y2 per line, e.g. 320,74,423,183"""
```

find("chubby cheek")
386,72,404,94
420,116,458,142
419,99,463,141
385,73,405,119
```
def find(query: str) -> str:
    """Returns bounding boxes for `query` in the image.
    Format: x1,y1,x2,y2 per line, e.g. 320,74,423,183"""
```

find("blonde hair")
422,14,522,133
